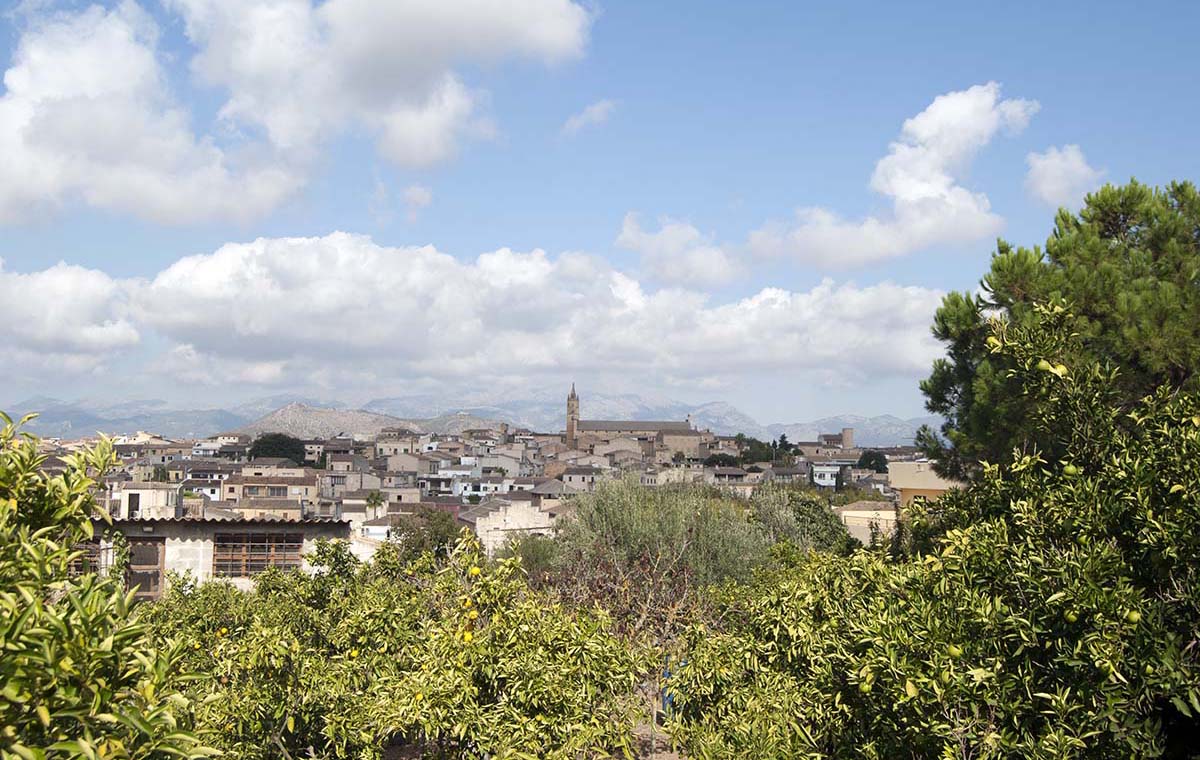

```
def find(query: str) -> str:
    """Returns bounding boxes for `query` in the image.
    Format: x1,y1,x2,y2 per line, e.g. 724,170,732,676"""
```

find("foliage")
919,180,1200,480
548,478,771,645
150,464,169,482
668,305,1200,758
248,432,306,464
702,453,739,468
497,532,560,587
0,413,211,759
736,436,776,465
141,535,649,759
389,505,461,561
856,449,889,473
748,483,859,555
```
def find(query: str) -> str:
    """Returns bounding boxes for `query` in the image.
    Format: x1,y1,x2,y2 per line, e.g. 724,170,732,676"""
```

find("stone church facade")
564,385,715,461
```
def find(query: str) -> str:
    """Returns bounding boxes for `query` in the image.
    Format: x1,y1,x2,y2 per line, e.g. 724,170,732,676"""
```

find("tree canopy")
670,305,1200,757
248,432,306,464
918,180,1200,479
856,449,888,473
1,415,211,759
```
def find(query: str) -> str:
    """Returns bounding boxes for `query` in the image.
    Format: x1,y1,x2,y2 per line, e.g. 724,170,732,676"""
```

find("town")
32,384,954,599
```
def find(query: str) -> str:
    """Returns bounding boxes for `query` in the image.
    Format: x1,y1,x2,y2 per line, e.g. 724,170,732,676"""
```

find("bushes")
667,305,1200,758
749,483,860,554
141,535,650,759
0,414,210,759
547,478,776,645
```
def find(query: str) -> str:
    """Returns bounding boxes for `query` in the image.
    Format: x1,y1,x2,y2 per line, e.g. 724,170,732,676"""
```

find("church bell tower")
566,383,579,448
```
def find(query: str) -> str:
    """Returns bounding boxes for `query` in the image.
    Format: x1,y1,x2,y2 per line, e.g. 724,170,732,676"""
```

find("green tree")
919,180,1200,480
498,532,560,587
389,505,459,560
703,453,739,468
365,489,384,515
669,304,1200,758
856,449,888,473
0,414,211,759
748,484,858,554
550,478,771,644
141,535,648,759
151,463,169,482
738,436,775,465
248,432,306,464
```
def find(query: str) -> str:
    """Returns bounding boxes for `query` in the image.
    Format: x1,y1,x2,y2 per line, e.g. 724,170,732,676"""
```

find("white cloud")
749,82,1040,267
169,0,590,165
561,98,616,135
0,0,590,224
616,213,740,287
1025,144,1104,208
0,2,299,224
0,258,139,373
114,232,942,391
403,184,433,222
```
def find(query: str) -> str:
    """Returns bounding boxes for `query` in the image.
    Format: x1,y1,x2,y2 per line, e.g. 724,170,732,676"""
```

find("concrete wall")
108,520,349,594
474,502,555,556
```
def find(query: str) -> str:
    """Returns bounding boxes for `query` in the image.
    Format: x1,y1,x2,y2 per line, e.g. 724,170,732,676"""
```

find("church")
564,384,714,462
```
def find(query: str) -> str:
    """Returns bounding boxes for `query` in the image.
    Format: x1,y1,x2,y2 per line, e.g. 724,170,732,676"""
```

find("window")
213,532,303,577
69,541,108,577
267,486,287,497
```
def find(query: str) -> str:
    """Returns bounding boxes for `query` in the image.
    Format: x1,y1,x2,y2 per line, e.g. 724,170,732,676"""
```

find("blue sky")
1,0,1198,425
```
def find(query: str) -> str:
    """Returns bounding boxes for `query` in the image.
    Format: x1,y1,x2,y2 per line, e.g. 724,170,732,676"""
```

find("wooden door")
126,538,165,600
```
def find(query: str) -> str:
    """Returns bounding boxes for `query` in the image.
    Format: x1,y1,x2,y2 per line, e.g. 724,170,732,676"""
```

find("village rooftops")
113,481,181,490
576,420,693,433
710,466,748,476
563,465,602,475
99,515,345,525
249,456,299,467
223,472,318,486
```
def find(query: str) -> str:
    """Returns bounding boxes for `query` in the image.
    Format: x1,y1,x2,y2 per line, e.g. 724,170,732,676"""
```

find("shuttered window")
213,532,303,577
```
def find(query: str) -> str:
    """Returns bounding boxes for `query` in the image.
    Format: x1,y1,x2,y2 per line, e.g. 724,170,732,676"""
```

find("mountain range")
5,392,940,447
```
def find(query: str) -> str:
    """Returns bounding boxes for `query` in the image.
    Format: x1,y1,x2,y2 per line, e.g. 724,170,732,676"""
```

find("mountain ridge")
6,393,939,446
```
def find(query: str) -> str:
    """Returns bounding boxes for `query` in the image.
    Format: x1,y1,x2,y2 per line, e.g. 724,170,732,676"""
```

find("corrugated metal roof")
101,516,349,526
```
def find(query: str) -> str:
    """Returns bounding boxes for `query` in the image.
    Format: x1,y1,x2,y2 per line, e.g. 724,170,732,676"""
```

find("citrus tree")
141,533,649,759
668,304,1200,758
0,414,211,759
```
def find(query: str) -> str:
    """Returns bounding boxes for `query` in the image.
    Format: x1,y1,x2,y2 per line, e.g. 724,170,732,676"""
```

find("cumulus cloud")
616,213,740,287
0,258,139,373
1025,144,1104,208
0,0,590,224
749,82,1039,267
561,98,616,135
0,2,299,224
108,232,943,390
169,0,589,165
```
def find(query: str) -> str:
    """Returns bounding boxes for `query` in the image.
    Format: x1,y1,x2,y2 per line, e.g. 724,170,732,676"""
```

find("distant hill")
765,414,943,448
5,392,939,447
236,403,510,439
8,397,245,439
365,392,938,446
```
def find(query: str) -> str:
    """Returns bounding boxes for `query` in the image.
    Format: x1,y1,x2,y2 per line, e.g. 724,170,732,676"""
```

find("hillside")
6,393,939,446
237,403,510,439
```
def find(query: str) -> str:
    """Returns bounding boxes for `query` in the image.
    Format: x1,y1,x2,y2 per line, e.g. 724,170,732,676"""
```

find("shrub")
667,305,1200,758
0,414,210,759
141,533,649,759
549,478,772,645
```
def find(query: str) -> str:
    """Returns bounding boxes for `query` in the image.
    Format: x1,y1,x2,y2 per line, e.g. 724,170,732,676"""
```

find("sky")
1,0,1198,424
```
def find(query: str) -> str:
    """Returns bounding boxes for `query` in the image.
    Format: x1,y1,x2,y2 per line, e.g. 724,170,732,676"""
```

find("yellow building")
888,461,961,509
